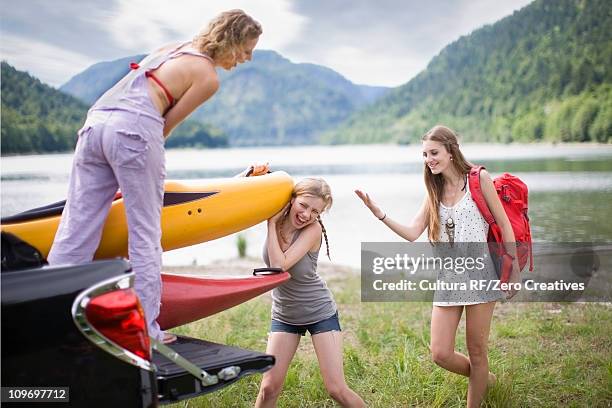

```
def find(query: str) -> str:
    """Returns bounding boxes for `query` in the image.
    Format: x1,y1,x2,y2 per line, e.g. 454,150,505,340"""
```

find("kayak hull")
1,172,293,259
158,271,290,330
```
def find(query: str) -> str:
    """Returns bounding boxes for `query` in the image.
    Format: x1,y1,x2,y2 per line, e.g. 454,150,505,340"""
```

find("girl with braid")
256,178,365,408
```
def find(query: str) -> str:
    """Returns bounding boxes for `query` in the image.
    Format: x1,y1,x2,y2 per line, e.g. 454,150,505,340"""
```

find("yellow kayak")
1,171,293,259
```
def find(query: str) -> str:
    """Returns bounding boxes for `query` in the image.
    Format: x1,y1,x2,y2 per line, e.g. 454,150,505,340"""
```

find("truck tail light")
85,288,151,360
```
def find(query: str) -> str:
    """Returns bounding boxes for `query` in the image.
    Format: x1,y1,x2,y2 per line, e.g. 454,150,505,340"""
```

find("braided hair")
317,216,331,260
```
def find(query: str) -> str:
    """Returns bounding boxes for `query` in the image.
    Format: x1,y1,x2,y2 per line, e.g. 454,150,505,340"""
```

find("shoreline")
3,141,612,158
163,256,358,280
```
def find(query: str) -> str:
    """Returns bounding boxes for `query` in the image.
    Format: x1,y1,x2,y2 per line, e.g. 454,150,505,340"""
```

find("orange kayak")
1,172,293,259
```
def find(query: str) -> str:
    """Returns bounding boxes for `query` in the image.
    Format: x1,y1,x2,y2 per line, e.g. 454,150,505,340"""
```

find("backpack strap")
468,166,503,243
468,166,495,225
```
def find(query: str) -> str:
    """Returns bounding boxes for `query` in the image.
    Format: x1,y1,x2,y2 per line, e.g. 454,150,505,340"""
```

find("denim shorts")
270,311,341,336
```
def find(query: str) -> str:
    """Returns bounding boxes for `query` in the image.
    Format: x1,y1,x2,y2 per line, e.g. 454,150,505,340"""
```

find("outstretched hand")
355,189,385,220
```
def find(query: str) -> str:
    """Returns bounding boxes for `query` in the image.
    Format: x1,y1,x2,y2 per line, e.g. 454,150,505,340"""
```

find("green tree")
327,0,612,144
570,96,599,141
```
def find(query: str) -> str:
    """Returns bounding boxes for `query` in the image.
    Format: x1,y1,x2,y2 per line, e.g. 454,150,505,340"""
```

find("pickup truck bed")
1,258,274,407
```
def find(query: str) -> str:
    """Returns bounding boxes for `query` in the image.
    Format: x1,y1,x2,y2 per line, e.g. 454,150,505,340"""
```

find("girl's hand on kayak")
250,162,270,176
269,202,290,225
355,189,385,220
236,163,270,177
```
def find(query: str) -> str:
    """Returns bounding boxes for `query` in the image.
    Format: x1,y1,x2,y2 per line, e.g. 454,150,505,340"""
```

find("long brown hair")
280,178,333,260
422,125,473,242
192,9,262,60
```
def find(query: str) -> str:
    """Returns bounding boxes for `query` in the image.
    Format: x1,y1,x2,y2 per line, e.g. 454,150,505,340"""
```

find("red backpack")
468,166,533,282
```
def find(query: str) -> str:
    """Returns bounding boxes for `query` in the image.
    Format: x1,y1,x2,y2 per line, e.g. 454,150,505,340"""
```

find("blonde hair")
281,178,333,260
193,9,262,60
422,125,473,243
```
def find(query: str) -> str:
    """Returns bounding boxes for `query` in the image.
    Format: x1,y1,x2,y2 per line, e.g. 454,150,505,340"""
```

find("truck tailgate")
154,335,273,404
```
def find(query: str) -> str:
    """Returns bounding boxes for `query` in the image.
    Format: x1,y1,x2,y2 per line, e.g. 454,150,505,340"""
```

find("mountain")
61,54,146,105
1,62,227,155
198,51,389,146
60,50,390,146
1,61,88,154
325,0,612,144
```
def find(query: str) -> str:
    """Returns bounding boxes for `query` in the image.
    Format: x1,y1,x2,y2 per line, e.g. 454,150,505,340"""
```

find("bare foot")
488,372,497,387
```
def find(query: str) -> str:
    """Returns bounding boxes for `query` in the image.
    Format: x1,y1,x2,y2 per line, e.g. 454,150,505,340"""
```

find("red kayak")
158,271,290,330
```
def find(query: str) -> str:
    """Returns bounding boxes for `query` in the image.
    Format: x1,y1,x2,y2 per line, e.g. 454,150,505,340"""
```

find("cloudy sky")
0,0,533,88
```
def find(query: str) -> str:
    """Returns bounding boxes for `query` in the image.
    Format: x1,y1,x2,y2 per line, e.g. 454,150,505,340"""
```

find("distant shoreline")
3,141,612,158
163,256,358,280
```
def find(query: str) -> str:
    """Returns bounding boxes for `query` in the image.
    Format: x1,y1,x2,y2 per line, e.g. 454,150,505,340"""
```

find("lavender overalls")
48,43,213,340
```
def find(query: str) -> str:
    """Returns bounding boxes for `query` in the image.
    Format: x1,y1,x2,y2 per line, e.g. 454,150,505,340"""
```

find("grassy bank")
166,262,611,407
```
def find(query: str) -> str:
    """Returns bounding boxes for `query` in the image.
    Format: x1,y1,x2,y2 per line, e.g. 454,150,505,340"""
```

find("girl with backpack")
256,178,366,408
356,125,520,407
47,10,262,344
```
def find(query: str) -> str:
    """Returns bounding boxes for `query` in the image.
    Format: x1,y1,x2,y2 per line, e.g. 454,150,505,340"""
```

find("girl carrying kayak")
256,178,366,408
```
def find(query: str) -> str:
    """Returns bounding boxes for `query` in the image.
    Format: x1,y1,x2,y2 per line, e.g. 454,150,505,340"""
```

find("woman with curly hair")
255,178,366,408
48,10,263,344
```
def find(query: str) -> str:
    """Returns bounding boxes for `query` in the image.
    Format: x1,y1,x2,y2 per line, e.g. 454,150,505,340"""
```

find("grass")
167,271,612,407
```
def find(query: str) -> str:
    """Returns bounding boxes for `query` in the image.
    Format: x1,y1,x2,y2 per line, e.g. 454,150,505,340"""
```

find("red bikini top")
130,62,175,107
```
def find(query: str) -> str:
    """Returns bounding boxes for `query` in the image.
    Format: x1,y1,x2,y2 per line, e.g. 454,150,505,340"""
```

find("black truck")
1,237,275,406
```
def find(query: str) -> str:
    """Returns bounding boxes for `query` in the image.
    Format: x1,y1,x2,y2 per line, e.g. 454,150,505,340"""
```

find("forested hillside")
60,50,389,146
1,62,88,154
325,0,611,144
1,62,227,154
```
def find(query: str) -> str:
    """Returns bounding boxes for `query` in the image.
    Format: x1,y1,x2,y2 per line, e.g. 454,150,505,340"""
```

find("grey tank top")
263,229,337,325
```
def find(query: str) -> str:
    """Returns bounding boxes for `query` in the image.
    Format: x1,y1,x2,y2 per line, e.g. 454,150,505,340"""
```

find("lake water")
2,143,612,268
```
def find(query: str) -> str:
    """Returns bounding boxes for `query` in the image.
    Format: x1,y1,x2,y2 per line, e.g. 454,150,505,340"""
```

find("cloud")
0,0,304,87
0,33,98,87
280,0,534,86
0,0,533,87
0,0,127,60
105,0,305,53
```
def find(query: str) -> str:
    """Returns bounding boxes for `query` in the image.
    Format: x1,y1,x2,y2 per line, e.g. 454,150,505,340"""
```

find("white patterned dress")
433,178,504,306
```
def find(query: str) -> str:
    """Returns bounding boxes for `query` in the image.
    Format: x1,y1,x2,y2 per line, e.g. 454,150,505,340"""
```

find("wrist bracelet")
378,213,386,221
